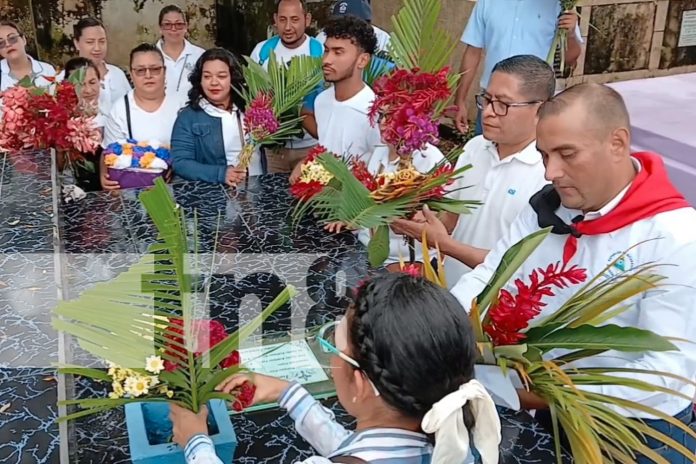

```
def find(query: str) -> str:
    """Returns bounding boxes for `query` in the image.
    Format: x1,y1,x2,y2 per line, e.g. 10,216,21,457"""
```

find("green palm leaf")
54,179,294,420
524,324,677,353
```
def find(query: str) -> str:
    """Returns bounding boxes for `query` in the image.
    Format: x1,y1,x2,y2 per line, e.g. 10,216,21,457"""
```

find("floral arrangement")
103,140,172,189
289,145,336,201
293,151,478,267
236,53,323,170
368,68,452,159
470,228,696,463
54,179,296,419
0,76,100,162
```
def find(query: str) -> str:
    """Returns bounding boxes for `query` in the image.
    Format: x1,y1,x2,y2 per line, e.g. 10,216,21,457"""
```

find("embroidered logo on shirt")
605,251,635,277
507,188,517,196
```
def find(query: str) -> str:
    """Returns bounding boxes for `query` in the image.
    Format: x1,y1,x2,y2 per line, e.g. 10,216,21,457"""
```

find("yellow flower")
124,375,149,397
140,152,156,169
104,154,118,167
166,390,174,399
158,385,169,395
111,381,124,399
145,355,165,375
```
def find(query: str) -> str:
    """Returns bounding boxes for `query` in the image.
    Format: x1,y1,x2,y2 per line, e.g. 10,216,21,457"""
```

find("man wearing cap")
316,0,390,53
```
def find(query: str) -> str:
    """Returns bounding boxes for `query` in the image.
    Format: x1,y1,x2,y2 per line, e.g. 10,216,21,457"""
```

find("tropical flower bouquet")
236,52,323,170
103,139,171,188
53,179,296,440
289,145,336,201
465,228,696,463
0,73,101,166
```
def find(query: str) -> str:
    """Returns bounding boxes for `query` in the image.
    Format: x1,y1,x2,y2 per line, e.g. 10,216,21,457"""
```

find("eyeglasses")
317,319,381,397
0,34,21,50
161,22,187,31
131,66,164,77
475,93,543,117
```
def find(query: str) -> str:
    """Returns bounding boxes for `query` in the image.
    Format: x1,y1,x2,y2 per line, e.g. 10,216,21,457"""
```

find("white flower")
124,376,149,398
145,355,165,375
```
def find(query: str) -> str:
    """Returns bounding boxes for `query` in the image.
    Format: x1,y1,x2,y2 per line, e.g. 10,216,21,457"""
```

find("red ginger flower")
484,262,587,346
290,180,325,201
163,319,241,372
350,160,378,191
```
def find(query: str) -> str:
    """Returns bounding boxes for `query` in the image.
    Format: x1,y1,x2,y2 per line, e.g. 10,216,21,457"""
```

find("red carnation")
232,381,257,412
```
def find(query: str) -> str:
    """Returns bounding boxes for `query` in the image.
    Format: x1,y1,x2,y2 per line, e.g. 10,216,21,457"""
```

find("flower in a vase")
145,355,165,375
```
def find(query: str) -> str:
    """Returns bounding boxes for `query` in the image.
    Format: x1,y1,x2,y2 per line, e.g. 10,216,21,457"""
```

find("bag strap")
309,37,324,58
259,36,281,65
331,457,369,464
124,94,133,140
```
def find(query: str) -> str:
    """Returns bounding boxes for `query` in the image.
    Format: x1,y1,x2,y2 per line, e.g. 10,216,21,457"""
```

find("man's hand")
289,161,304,185
558,10,578,32
169,403,209,449
324,221,352,234
517,389,549,410
391,205,450,249
225,166,246,187
455,101,469,134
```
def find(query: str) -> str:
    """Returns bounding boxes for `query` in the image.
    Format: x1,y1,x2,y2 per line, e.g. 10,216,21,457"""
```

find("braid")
351,278,427,416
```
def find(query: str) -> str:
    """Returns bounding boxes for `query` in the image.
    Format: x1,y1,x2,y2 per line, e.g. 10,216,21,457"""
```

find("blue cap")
332,0,372,22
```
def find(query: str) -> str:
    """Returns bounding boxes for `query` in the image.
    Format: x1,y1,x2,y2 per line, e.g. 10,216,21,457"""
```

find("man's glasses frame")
475,93,543,117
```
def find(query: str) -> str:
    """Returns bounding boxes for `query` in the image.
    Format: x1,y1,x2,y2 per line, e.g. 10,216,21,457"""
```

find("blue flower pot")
125,400,237,464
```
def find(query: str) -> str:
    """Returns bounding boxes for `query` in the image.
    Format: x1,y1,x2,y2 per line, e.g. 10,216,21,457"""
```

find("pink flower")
244,93,280,141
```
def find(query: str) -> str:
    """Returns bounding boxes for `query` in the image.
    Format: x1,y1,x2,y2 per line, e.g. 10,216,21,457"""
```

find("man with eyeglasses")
453,0,583,136
392,55,554,288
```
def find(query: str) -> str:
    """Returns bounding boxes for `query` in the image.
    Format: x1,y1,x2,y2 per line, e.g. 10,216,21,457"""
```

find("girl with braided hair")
169,273,501,464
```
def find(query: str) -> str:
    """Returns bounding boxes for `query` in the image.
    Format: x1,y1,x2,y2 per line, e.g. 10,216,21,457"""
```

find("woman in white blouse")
71,17,131,115
0,20,56,91
155,5,205,101
171,48,262,186
100,43,183,190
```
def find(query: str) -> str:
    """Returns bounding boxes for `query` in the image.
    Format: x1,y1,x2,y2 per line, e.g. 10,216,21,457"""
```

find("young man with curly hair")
290,16,382,184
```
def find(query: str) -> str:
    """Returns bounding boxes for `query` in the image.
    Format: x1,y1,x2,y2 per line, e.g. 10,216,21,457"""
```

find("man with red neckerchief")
451,83,696,463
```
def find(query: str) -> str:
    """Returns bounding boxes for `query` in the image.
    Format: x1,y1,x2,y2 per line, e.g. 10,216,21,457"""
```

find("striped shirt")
184,382,434,464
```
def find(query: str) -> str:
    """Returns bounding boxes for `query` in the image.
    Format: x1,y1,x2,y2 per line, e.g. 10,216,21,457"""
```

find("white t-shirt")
250,35,318,150
57,63,131,117
102,91,183,147
314,84,381,161
445,136,548,287
156,39,205,101
451,159,696,419
316,25,391,53
357,144,444,264
0,57,56,91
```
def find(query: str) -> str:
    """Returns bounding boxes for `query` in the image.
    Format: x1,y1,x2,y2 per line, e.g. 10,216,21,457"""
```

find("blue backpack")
258,35,324,65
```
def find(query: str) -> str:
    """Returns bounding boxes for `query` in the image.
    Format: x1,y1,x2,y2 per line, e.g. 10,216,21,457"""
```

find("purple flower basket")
108,168,164,189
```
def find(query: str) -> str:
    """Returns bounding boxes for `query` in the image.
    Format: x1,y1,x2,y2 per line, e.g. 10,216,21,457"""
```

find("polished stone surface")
0,151,569,463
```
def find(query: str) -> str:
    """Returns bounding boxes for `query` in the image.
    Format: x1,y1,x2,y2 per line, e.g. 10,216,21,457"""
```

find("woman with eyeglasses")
0,21,56,91
171,48,262,186
100,43,183,190
155,4,205,101
65,17,131,115
169,273,502,464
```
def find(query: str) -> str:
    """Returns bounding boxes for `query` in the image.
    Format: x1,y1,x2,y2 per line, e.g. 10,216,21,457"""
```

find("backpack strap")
308,37,324,58
331,457,369,464
258,36,282,65
124,94,133,140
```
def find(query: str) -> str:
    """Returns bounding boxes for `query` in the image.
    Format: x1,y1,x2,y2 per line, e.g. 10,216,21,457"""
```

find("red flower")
232,381,257,412
306,144,329,162
220,350,241,369
402,263,422,278
350,160,378,191
162,318,238,371
290,180,325,201
483,262,587,346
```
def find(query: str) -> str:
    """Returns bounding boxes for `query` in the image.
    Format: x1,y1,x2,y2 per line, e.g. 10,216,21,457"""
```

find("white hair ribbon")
421,379,501,464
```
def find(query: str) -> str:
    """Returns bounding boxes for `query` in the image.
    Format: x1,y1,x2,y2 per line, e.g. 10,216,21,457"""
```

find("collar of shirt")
1,56,45,76
483,138,540,166
156,39,196,63
329,427,432,459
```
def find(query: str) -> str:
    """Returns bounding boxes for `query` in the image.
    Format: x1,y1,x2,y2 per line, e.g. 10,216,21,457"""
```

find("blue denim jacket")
171,105,228,184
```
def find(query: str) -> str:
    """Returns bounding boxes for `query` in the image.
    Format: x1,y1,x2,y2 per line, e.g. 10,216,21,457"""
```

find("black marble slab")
0,155,570,463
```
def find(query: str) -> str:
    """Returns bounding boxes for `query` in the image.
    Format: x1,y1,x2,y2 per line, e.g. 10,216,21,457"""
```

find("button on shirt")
462,0,583,89
446,136,547,287
451,162,696,419
156,39,205,101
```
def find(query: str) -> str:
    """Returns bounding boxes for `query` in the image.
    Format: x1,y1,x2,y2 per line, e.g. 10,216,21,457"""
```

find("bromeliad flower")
244,93,281,141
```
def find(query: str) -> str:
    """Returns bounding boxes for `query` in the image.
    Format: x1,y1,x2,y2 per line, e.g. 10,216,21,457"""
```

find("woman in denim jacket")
171,48,262,186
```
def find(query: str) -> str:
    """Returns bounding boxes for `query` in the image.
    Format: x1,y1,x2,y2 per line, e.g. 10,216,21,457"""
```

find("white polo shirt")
102,91,183,147
314,84,381,161
451,167,696,418
0,57,56,91
156,39,205,101
57,63,131,116
358,144,444,264
445,136,547,287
